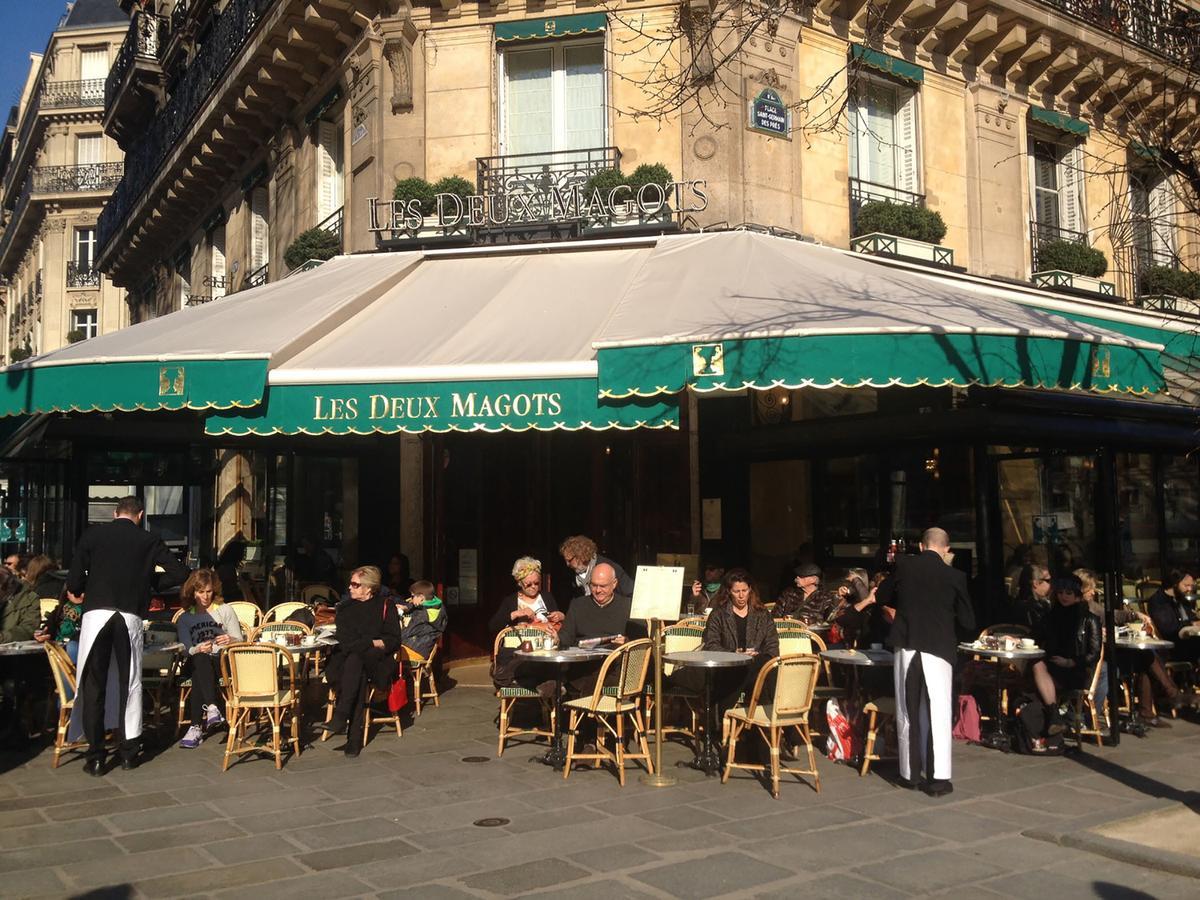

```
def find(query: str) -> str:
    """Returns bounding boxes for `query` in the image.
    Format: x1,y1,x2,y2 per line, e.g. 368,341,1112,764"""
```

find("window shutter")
848,91,862,181
316,121,343,222
80,48,108,101
562,44,605,155
250,187,269,271
503,48,554,157
76,135,102,166
896,86,919,195
1061,142,1085,236
211,226,226,298
1148,176,1175,259
865,84,897,191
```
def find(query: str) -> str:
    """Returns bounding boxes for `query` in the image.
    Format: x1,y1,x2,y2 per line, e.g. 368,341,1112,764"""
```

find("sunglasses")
349,581,363,588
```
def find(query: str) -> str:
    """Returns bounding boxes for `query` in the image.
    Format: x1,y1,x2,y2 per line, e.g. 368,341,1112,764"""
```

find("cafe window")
1163,454,1199,571
848,77,920,198
1117,452,1158,581
499,40,606,159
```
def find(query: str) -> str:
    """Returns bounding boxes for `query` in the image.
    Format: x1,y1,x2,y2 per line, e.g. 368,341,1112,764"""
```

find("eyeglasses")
349,581,363,588
520,579,541,588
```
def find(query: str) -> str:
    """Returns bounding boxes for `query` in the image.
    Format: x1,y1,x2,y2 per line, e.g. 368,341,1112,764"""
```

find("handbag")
387,675,409,712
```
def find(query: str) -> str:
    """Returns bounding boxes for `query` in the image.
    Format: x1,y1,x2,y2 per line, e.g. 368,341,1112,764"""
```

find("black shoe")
317,718,348,735
83,758,105,778
119,756,138,771
1047,708,1066,736
923,779,953,797
895,775,921,790
344,745,361,758
1147,716,1173,729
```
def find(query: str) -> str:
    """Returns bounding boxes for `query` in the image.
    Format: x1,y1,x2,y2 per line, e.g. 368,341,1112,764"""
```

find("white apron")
67,610,144,742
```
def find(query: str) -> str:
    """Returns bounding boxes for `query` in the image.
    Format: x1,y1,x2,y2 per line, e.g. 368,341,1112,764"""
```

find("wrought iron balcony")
476,147,622,198
246,262,269,288
849,177,926,233
41,79,106,109
67,261,101,289
1030,219,1090,272
32,163,124,194
99,0,275,256
105,10,167,113
185,292,214,306
1038,0,1200,68
318,206,344,246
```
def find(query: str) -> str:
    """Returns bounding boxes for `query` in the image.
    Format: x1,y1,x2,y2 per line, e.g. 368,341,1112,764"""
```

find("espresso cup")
1020,638,1035,649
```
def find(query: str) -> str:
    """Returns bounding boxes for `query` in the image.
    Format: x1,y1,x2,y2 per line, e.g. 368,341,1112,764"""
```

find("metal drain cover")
473,817,509,828
461,756,490,763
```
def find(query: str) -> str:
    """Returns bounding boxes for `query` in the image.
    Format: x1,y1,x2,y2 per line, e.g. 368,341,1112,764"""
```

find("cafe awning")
593,232,1164,399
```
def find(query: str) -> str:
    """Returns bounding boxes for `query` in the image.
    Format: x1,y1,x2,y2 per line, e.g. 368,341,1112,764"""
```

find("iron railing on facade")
98,0,275,257
104,10,167,112
41,79,106,109
184,292,213,306
849,176,926,234
318,206,344,248
32,162,124,194
246,261,269,288
0,176,31,269
67,260,101,289
1038,0,1200,68
476,146,622,198
1029,219,1091,270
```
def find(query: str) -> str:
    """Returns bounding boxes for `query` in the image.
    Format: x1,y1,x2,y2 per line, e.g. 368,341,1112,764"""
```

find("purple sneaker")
204,704,225,730
179,725,203,749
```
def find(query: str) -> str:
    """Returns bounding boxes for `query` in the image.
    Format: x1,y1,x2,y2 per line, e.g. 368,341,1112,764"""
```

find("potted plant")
9,347,32,363
850,200,952,267
66,329,86,343
391,175,474,234
283,227,341,271
1138,265,1200,314
581,163,675,226
1033,240,1114,297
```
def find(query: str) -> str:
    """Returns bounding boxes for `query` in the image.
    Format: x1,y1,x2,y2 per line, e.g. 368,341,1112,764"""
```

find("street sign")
748,88,791,138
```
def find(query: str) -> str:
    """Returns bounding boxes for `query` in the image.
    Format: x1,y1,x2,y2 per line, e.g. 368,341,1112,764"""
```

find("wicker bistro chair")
45,642,90,768
1067,646,1108,747
494,626,555,756
263,601,309,624
403,640,441,716
722,654,821,798
226,601,263,633
363,649,405,743
563,639,655,785
860,697,896,776
220,642,302,770
175,660,229,736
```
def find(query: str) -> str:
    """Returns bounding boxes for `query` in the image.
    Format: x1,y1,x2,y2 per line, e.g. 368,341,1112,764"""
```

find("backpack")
825,698,862,761
952,694,982,743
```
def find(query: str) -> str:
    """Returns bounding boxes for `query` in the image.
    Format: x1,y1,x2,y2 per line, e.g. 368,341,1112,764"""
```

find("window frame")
74,226,96,269
497,35,608,158
71,308,99,340
1027,131,1086,239
847,73,922,197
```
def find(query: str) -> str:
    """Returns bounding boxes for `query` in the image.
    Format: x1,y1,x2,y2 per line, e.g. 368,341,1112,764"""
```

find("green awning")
850,44,923,84
495,14,606,43
1030,105,1089,137
205,377,677,436
0,358,269,418
596,334,1163,399
1130,140,1161,160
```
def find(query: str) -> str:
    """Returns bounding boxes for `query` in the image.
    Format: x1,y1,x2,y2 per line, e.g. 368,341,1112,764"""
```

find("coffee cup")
1020,638,1035,649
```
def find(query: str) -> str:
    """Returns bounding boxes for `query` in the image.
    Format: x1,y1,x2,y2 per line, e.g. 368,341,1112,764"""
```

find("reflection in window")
1163,455,1199,571
1117,453,1158,581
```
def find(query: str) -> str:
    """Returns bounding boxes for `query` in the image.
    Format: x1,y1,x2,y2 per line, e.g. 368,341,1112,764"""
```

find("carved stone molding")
382,26,418,113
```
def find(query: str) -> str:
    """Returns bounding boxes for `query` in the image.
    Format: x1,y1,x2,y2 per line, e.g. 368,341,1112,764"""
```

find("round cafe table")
0,641,46,657
663,650,752,777
1114,635,1172,735
819,648,894,707
958,642,1044,750
515,647,611,770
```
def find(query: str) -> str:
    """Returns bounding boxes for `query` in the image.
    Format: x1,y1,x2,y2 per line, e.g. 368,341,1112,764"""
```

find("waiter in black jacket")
878,527,974,796
66,496,190,775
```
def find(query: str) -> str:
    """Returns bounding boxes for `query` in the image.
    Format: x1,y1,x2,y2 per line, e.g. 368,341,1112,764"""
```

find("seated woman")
489,556,563,689
0,568,40,644
35,587,84,664
1030,575,1101,735
318,566,401,757
175,569,244,749
24,555,64,600
398,580,447,659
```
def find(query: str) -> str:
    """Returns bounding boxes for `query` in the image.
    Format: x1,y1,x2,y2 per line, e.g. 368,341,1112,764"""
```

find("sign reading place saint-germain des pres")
748,88,791,138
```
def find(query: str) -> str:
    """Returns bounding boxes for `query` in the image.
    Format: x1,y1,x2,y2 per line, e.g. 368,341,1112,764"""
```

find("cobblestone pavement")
1,672,1198,899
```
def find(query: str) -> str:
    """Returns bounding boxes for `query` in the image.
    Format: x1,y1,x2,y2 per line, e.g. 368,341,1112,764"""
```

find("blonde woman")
487,556,563,634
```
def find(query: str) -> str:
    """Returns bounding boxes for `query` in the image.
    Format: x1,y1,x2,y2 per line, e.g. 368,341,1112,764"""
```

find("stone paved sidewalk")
2,674,1198,899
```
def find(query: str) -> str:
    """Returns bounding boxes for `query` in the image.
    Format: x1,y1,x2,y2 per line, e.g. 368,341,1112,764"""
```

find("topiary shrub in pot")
283,227,341,271
1035,239,1108,278
66,329,86,343
583,168,627,197
1139,265,1200,300
393,177,436,216
9,347,32,363
854,200,947,244
431,175,474,203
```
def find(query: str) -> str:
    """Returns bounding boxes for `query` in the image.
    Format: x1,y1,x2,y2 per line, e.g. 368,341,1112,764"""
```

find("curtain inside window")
76,135,102,166
504,48,554,158
563,44,605,157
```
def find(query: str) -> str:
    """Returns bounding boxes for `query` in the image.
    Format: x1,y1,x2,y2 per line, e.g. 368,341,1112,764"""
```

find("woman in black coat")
317,565,401,756
487,556,562,634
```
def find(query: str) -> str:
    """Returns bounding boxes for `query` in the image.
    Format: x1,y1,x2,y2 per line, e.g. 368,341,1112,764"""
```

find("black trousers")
332,652,372,750
185,654,223,726
81,614,138,762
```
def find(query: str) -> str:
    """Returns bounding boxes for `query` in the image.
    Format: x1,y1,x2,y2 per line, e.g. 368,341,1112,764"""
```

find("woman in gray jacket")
174,570,243,748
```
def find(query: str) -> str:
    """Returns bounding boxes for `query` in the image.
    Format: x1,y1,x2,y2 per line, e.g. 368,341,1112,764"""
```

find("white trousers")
67,610,144,743
893,648,954,782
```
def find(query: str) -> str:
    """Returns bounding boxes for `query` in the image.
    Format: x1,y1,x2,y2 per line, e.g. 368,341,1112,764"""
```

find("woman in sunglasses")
317,565,401,757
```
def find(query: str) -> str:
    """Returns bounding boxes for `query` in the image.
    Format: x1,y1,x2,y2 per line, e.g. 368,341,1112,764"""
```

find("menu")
630,565,685,622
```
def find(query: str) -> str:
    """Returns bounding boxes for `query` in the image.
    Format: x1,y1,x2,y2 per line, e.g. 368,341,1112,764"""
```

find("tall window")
76,134,102,166
316,120,343,223
250,186,269,274
74,227,96,269
1130,172,1175,270
80,47,108,102
209,225,226,298
500,41,605,159
71,308,98,340
849,79,920,198
1030,137,1085,238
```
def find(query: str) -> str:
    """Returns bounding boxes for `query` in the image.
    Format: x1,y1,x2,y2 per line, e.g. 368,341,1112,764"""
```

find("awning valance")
592,233,1164,399
850,44,924,84
1030,105,1090,137
495,14,606,43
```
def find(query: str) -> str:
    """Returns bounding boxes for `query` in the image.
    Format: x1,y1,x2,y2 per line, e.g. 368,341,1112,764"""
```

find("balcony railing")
32,162,124,194
849,177,926,234
1038,0,1200,68
98,0,275,256
184,292,213,306
1030,219,1090,270
41,79,106,109
0,174,31,267
476,146,622,198
246,261,269,288
105,10,167,112
318,206,344,247
67,261,101,289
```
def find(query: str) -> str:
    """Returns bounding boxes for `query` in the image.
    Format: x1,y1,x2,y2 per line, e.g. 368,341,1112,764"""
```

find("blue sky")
0,2,74,112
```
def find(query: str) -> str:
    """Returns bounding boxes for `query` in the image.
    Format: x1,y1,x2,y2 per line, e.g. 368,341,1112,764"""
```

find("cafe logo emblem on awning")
159,366,185,397
1091,347,1111,379
692,343,725,377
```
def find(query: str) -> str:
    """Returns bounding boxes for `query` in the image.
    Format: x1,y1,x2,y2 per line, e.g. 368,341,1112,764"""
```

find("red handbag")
387,676,408,713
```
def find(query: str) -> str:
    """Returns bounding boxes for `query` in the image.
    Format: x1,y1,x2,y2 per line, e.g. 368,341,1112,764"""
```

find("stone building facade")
0,0,130,362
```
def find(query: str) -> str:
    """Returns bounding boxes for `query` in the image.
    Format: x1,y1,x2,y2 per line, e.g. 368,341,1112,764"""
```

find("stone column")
965,84,1029,280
